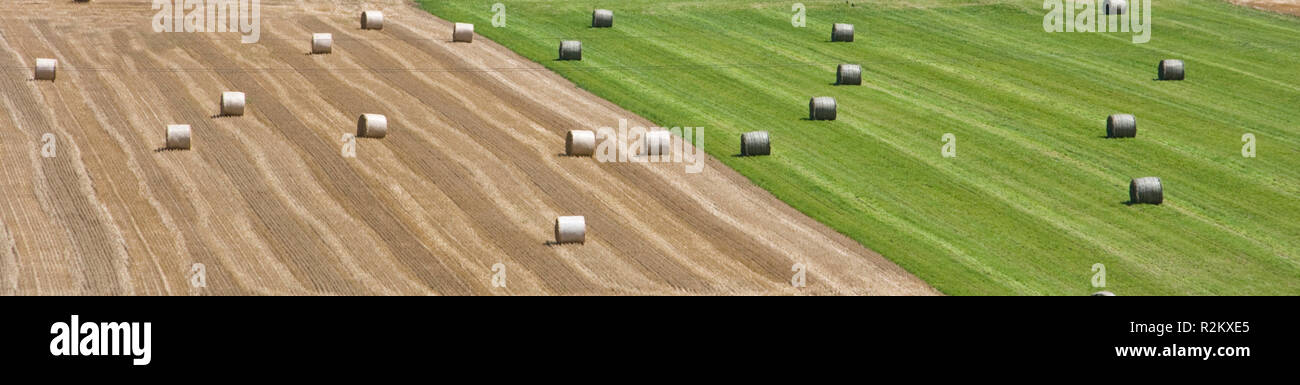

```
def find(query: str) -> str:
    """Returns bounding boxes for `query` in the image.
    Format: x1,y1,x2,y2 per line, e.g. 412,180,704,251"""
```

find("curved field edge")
418,0,1300,295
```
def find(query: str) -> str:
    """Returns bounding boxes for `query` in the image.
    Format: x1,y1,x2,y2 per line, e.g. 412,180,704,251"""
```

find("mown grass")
418,0,1300,295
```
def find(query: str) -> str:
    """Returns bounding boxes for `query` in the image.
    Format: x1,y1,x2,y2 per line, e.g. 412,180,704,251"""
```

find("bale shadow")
1121,200,1137,206
154,147,185,152
543,241,584,246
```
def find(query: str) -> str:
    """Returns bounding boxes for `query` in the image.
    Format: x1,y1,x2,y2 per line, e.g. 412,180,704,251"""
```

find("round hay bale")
592,9,614,28
34,58,57,81
809,97,837,121
220,92,245,116
357,114,388,138
559,40,582,61
1106,114,1136,138
836,64,862,86
166,125,191,150
453,23,474,43
1091,291,1116,296
566,130,596,156
831,23,854,42
361,11,384,30
312,33,333,54
1158,59,1184,81
640,131,672,156
554,216,586,244
1129,177,1163,205
740,131,770,156
1104,0,1127,15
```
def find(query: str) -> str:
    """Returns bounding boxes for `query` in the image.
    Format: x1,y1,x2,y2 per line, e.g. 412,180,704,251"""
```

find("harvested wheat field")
0,0,935,295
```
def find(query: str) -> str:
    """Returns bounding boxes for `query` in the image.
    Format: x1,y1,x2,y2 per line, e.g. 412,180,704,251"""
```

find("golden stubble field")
0,0,936,295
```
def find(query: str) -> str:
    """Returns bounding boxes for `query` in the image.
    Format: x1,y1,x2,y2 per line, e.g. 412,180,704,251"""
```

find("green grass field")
419,0,1300,295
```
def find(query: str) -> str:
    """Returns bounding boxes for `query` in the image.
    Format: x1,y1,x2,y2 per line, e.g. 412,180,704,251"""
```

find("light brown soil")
1229,0,1300,17
0,0,937,295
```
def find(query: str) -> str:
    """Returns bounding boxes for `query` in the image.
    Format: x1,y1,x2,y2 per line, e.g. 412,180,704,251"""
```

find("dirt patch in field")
1229,0,1300,17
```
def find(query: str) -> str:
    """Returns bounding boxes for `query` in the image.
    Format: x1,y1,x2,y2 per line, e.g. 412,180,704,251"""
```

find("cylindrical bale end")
559,40,582,61
1104,0,1127,15
1159,59,1184,81
740,131,771,156
361,11,384,30
357,114,388,138
809,97,837,121
1106,114,1136,138
34,58,57,81
1129,176,1163,205
453,23,475,43
831,23,855,42
220,92,246,116
166,125,191,150
554,216,586,244
640,131,672,156
566,130,596,156
836,64,862,85
312,33,333,54
592,9,614,28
